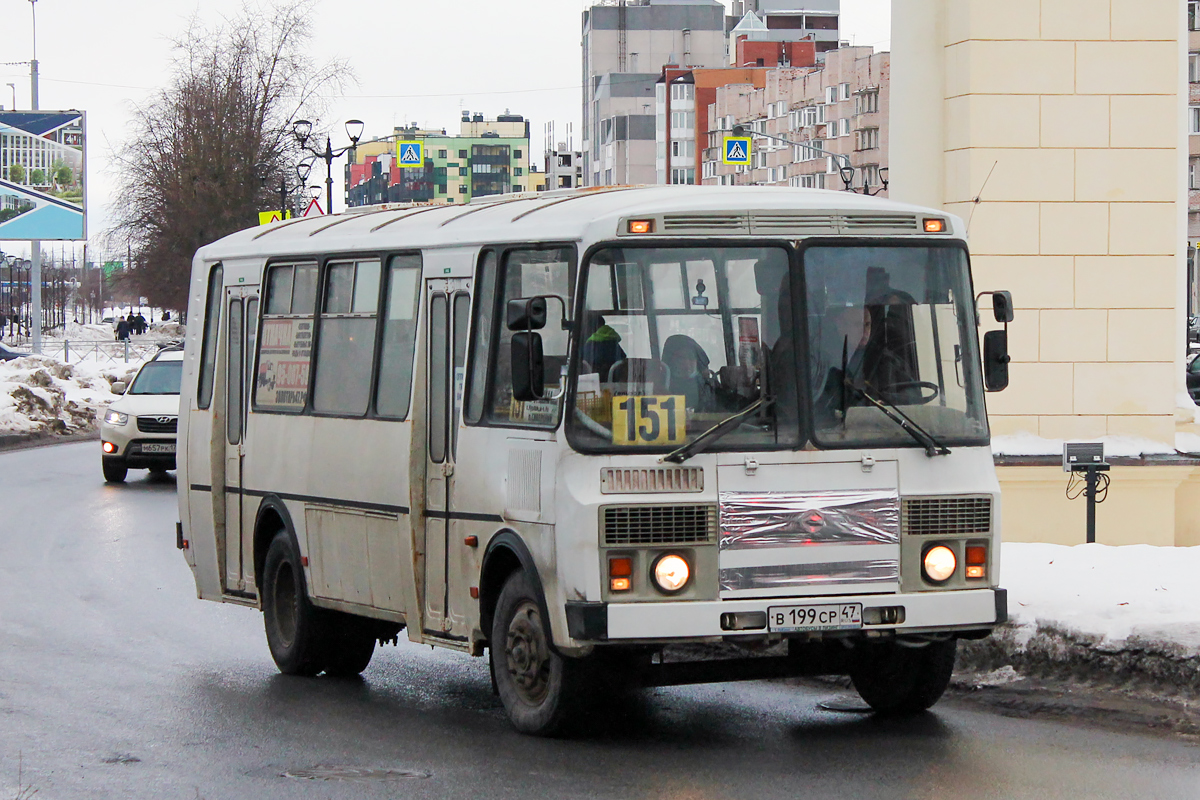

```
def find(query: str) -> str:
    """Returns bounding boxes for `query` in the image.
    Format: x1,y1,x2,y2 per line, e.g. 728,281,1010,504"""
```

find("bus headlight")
922,545,957,583
651,553,691,594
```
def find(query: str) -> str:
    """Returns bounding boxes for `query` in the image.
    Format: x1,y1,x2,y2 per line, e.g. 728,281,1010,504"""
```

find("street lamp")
292,118,364,216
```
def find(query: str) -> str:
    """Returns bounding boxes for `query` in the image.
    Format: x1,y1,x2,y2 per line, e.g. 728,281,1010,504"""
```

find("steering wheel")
881,380,940,405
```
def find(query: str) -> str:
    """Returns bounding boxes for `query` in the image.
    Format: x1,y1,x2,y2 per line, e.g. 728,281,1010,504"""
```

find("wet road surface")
2,442,1199,799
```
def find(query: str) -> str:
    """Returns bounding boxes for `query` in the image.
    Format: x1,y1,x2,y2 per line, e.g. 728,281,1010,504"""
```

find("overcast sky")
0,0,890,260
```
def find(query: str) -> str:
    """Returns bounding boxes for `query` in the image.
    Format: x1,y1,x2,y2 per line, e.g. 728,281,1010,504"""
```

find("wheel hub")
505,600,550,704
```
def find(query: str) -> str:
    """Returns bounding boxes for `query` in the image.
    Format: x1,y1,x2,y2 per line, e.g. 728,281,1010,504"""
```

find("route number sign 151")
612,395,687,445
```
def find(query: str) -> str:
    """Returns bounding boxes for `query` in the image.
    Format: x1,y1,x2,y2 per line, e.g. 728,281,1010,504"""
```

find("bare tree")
111,0,351,311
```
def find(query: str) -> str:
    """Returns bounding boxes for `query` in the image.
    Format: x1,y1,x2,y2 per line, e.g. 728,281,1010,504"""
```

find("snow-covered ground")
1002,542,1200,655
0,354,138,435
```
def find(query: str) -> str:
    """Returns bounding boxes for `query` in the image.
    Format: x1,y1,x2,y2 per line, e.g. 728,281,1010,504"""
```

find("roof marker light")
924,218,946,233
628,219,654,234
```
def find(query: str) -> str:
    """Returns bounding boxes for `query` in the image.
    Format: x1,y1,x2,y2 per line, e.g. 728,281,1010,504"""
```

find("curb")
0,430,99,453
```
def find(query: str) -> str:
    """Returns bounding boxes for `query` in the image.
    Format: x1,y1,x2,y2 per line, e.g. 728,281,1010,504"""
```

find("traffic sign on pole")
302,198,325,217
722,137,752,166
397,140,424,168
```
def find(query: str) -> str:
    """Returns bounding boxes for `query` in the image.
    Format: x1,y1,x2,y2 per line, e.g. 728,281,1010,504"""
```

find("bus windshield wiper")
661,397,773,464
851,380,951,458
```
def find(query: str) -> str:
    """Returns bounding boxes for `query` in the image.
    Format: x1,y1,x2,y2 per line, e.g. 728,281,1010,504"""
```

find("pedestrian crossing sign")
723,136,751,165
258,210,292,225
397,140,424,168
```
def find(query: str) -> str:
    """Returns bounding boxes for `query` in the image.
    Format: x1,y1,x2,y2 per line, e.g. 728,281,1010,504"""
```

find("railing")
5,340,164,364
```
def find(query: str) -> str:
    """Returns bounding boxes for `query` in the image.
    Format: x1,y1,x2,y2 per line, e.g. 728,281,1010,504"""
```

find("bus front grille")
603,504,717,546
901,496,992,536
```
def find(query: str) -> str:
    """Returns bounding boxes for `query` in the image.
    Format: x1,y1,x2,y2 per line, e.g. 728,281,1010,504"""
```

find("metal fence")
5,340,164,364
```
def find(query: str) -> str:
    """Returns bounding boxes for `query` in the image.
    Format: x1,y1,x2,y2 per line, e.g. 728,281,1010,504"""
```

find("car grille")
902,496,992,536
136,416,178,434
602,504,717,546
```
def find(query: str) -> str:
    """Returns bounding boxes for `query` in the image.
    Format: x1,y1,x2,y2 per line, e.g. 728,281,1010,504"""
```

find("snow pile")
1003,542,1200,654
0,355,140,435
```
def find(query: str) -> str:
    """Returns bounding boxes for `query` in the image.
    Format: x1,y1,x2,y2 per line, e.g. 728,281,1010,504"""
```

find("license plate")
767,603,862,633
140,443,176,454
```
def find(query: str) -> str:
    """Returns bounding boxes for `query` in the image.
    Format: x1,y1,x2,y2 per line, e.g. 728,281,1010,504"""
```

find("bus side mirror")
991,291,1014,323
507,297,547,331
983,329,1010,391
511,331,544,401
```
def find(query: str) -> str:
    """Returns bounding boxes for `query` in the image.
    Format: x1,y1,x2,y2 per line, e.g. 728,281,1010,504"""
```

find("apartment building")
346,113,531,207
582,0,728,187
728,0,842,56
702,47,889,193
1189,1,1200,312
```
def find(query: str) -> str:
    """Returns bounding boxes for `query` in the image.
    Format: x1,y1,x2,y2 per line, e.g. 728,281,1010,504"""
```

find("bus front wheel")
490,571,583,736
849,637,957,714
262,530,327,677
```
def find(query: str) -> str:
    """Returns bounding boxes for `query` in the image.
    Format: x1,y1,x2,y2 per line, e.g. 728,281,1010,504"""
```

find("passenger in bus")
661,334,730,413
579,313,626,382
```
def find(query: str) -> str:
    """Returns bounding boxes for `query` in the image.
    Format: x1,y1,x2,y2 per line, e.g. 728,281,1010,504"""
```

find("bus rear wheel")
849,637,957,714
262,530,328,677
491,571,583,736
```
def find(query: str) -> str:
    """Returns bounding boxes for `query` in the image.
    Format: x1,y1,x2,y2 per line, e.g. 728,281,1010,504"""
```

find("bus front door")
219,287,258,596
423,279,471,639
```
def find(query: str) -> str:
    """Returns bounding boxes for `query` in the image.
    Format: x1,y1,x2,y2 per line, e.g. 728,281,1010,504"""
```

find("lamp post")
292,119,364,216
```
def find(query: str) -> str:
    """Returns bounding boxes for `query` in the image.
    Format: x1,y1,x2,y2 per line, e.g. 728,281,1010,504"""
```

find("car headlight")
922,545,957,583
651,553,691,594
104,409,129,426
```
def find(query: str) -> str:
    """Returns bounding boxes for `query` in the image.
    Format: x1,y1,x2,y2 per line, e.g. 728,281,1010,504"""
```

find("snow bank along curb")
0,430,99,452
956,543,1200,699
0,355,138,439
957,623,1200,699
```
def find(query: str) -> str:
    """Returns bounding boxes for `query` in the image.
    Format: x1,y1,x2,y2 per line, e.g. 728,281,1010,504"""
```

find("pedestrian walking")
116,316,130,341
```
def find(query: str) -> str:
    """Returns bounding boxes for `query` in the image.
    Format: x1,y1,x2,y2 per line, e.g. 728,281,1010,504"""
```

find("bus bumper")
568,588,1006,642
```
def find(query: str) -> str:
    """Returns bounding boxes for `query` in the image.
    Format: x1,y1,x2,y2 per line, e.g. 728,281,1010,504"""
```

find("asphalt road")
2,441,1199,800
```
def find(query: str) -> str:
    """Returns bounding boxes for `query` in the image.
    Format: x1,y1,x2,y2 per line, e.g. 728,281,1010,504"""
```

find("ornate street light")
292,118,364,215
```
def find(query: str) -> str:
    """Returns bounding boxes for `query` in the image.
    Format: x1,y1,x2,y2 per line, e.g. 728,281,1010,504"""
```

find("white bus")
177,186,1013,735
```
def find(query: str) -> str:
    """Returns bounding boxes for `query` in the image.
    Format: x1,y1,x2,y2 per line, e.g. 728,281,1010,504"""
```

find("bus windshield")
803,243,987,449
568,246,801,453
566,243,987,454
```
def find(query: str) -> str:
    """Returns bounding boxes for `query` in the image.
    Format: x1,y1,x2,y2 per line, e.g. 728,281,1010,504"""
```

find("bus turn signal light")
923,218,945,233
966,545,987,565
966,566,985,579
610,577,631,592
609,556,633,592
628,219,654,234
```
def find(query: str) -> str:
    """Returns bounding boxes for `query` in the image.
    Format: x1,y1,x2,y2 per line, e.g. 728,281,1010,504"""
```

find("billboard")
0,111,86,241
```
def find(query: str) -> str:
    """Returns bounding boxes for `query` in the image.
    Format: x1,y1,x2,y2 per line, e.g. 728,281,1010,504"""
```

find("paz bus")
176,185,1013,735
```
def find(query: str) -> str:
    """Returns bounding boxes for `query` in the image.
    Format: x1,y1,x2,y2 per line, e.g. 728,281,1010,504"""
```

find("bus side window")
197,263,223,409
485,246,573,427
375,255,422,418
255,262,317,413
312,259,381,416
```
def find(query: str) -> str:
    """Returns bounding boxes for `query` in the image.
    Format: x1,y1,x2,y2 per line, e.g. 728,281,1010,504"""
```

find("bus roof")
194,185,965,263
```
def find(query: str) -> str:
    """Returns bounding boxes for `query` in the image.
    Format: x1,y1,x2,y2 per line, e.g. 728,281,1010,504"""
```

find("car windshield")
129,359,183,395
567,246,801,453
803,244,988,448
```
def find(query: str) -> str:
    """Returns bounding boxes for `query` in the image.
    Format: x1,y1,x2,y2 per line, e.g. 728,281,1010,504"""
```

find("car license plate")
140,443,176,454
767,603,862,633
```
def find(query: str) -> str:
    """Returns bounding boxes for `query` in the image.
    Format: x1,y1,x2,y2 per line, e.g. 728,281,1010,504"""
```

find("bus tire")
262,530,327,677
490,570,582,736
849,637,957,715
321,617,376,678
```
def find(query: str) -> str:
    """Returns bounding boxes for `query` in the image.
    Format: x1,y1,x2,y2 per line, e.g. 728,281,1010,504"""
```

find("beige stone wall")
894,0,1186,445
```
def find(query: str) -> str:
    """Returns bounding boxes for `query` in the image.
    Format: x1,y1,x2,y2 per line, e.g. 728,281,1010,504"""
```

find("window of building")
670,167,695,184
839,83,851,101
1191,159,1200,190
514,149,523,160
840,118,851,137
515,167,524,176
438,185,446,194
855,90,880,115
438,149,447,159
459,149,468,159
825,86,837,104
862,164,881,187
1192,106,1200,135
459,184,468,194
312,259,381,416
670,83,694,101
512,184,522,192
1191,1,1200,31
855,127,880,151
1191,53,1200,84
459,167,469,176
